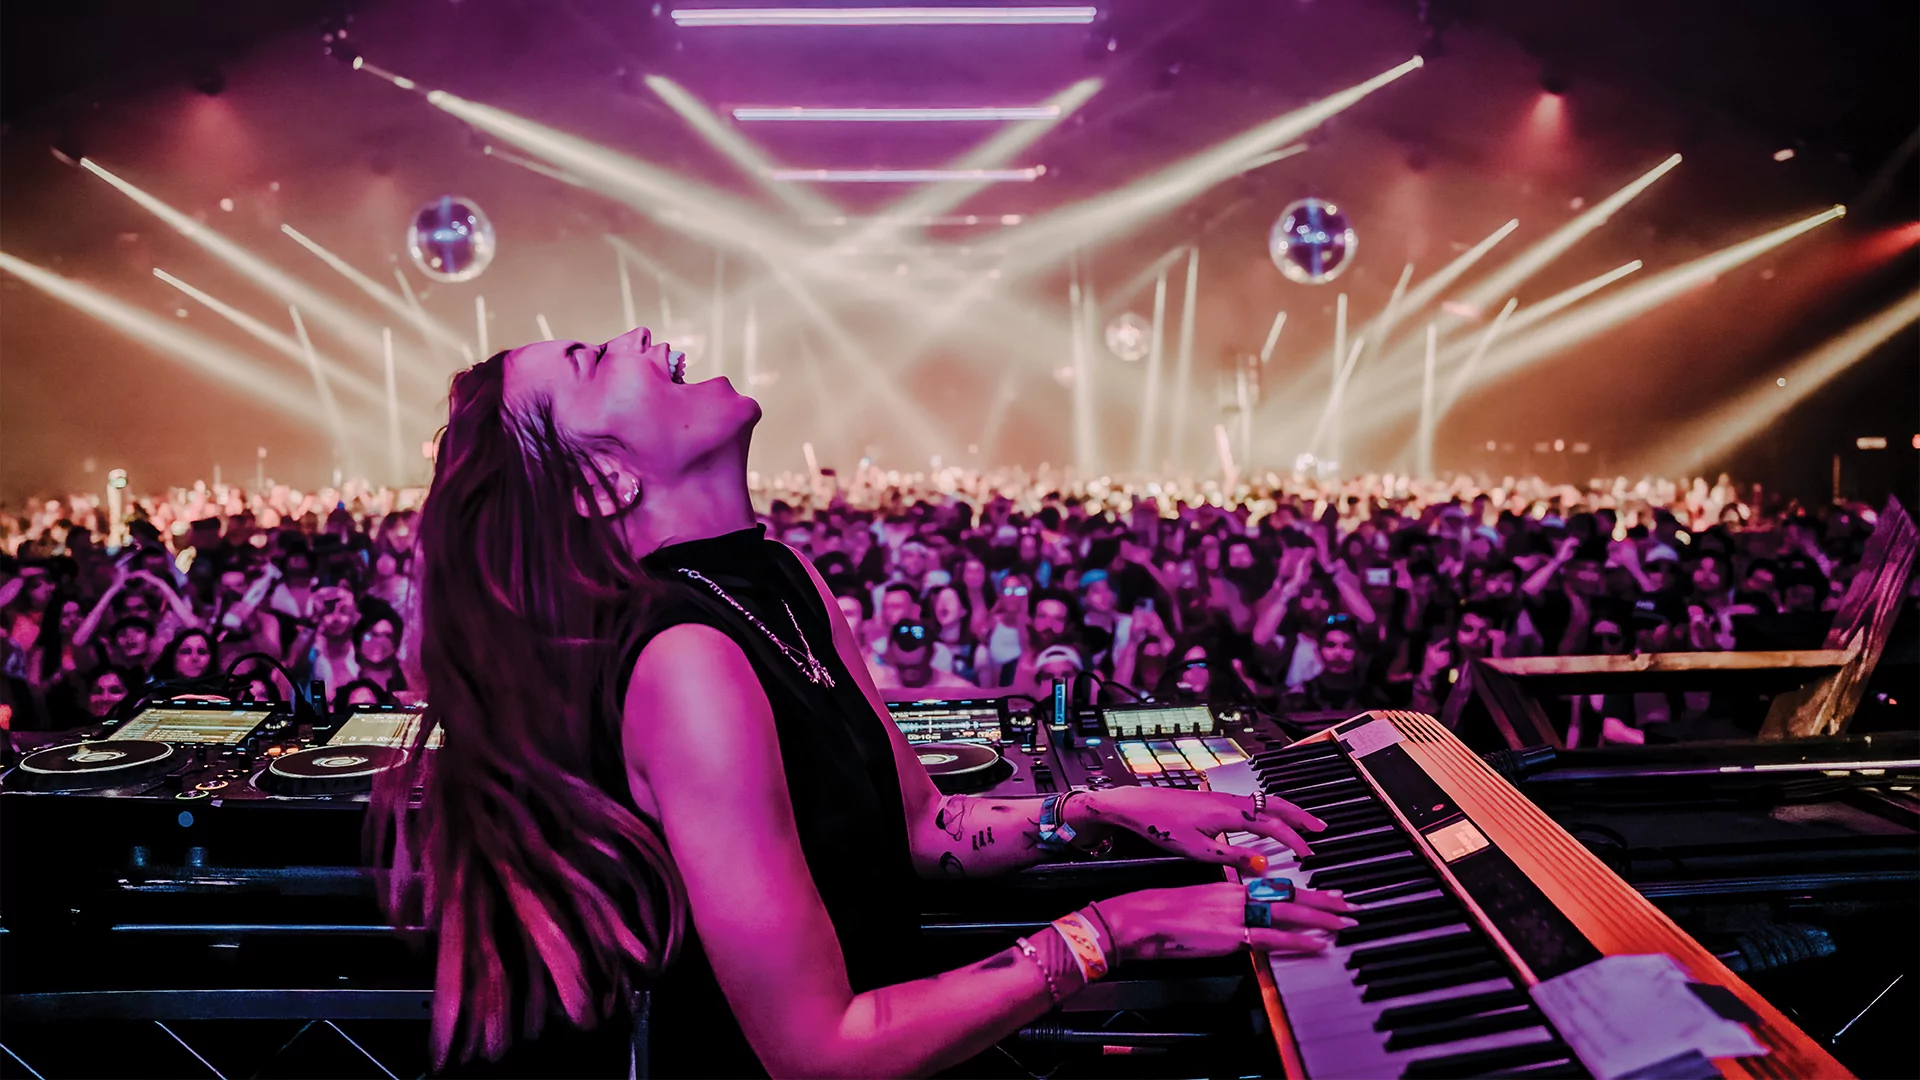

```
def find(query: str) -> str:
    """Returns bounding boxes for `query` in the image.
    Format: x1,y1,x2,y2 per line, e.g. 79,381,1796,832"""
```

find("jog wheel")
259,745,409,796
916,742,1010,795
11,740,178,792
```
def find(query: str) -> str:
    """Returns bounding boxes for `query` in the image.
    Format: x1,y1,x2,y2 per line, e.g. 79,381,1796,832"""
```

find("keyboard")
1208,710,1850,1080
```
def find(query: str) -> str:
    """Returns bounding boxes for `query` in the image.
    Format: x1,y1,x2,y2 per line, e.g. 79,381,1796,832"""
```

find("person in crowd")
82,664,135,722
872,620,975,700
153,627,217,687
351,609,408,694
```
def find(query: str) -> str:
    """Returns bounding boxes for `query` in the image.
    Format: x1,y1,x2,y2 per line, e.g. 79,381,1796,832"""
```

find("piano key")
1299,837,1413,872
1299,1016,1554,1080
1399,1034,1571,1079
1343,877,1442,906
1337,907,1467,946
1296,825,1405,856
1361,959,1509,1002
1253,742,1345,766
1289,781,1372,809
1309,854,1426,891
1352,943,1494,984
1482,1059,1585,1078
1385,1002,1544,1052
1345,895,1458,926
1347,929,1479,969
1264,763,1358,790
1375,987,1530,1030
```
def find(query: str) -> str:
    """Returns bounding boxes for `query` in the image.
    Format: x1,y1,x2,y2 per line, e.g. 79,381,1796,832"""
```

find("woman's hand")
1102,881,1356,960
1071,786,1327,868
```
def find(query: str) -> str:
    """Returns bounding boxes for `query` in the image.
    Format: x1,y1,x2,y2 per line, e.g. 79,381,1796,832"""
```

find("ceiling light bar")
733,105,1061,122
672,7,1097,26
771,167,1045,183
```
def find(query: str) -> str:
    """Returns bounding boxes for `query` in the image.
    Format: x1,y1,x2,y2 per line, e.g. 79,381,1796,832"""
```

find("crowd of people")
0,468,1890,744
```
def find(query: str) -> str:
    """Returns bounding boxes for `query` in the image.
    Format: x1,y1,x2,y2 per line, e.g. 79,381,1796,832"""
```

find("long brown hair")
373,353,684,1066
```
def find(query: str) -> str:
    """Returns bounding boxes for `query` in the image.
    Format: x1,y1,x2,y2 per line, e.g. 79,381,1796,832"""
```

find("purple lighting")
732,106,1062,122
769,167,1045,183
671,6,1098,27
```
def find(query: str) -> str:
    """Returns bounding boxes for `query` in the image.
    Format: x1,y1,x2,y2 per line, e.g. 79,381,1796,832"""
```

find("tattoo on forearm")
1146,824,1174,844
971,827,994,851
936,796,968,843
974,952,1018,972
939,852,965,876
1243,810,1259,822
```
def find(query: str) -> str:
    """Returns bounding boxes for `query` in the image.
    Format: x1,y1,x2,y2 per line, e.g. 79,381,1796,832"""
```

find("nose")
608,326,663,354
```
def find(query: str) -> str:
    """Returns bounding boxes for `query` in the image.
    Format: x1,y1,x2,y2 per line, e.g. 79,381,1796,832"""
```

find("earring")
621,477,641,507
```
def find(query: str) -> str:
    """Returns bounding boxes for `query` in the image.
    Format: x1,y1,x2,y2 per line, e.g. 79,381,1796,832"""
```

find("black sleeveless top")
579,527,925,1078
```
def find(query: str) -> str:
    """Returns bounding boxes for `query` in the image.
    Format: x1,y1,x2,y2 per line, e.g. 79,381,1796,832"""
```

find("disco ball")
407,196,496,283
1268,198,1356,285
1104,312,1153,362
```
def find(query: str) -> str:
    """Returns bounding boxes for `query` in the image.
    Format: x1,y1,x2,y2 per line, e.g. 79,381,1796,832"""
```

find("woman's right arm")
624,625,1340,1078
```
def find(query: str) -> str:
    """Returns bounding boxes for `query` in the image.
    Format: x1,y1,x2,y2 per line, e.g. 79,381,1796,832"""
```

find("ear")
573,454,639,518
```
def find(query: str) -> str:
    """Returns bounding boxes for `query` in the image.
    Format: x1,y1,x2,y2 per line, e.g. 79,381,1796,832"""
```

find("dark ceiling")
7,1,1914,204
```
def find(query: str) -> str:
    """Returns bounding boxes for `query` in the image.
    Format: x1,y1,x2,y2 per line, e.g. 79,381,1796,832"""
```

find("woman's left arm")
790,544,1326,880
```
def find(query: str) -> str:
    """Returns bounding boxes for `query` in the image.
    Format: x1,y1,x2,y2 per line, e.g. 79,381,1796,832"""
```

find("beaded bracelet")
1013,936,1062,1006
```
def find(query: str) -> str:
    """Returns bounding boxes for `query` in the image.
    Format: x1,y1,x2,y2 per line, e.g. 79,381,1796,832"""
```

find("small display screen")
110,707,268,745
889,701,1005,744
1104,704,1213,738
331,711,442,749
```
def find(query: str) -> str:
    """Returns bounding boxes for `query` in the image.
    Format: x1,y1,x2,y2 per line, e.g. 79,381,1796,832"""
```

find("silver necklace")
675,568,837,688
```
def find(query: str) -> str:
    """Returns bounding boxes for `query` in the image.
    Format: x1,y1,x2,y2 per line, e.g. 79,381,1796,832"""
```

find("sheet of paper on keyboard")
1201,760,1259,796
1530,954,1766,1080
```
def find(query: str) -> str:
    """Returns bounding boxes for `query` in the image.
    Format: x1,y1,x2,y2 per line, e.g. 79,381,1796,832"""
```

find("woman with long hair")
378,328,1349,1077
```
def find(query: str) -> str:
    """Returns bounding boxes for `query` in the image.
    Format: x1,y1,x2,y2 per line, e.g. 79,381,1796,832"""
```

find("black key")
1349,931,1482,969
1309,805,1391,829
1254,743,1343,767
1297,834,1405,864
1362,959,1508,1002
1483,1060,1585,1078
1401,1037,1570,1079
1386,1004,1543,1051
1264,762,1357,789
1377,988,1529,1029
1348,896,1458,926
1343,877,1441,906
1278,774,1368,799
1299,829,1410,862
1354,944,1494,985
1336,906,1465,946
1310,853,1426,891
1292,781,1372,810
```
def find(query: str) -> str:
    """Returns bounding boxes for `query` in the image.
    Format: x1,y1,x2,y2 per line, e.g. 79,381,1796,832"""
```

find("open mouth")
669,350,687,384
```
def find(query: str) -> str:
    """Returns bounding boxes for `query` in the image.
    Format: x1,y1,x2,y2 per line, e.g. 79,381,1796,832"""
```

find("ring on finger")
1250,791,1267,816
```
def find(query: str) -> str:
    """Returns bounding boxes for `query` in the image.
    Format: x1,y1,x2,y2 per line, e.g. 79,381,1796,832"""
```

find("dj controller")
0,693,1295,1077
893,686,1291,797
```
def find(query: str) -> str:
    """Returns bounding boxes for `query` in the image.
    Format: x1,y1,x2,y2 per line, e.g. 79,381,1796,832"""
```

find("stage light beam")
1653,287,1920,472
1,252,319,421
1002,57,1423,270
1455,154,1680,312
151,268,390,410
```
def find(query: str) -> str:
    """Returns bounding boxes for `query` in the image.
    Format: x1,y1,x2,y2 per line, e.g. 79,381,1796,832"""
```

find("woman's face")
172,634,213,680
1320,629,1358,675
56,600,83,637
961,559,987,589
504,328,761,493
89,672,128,717
358,619,399,666
932,587,965,627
